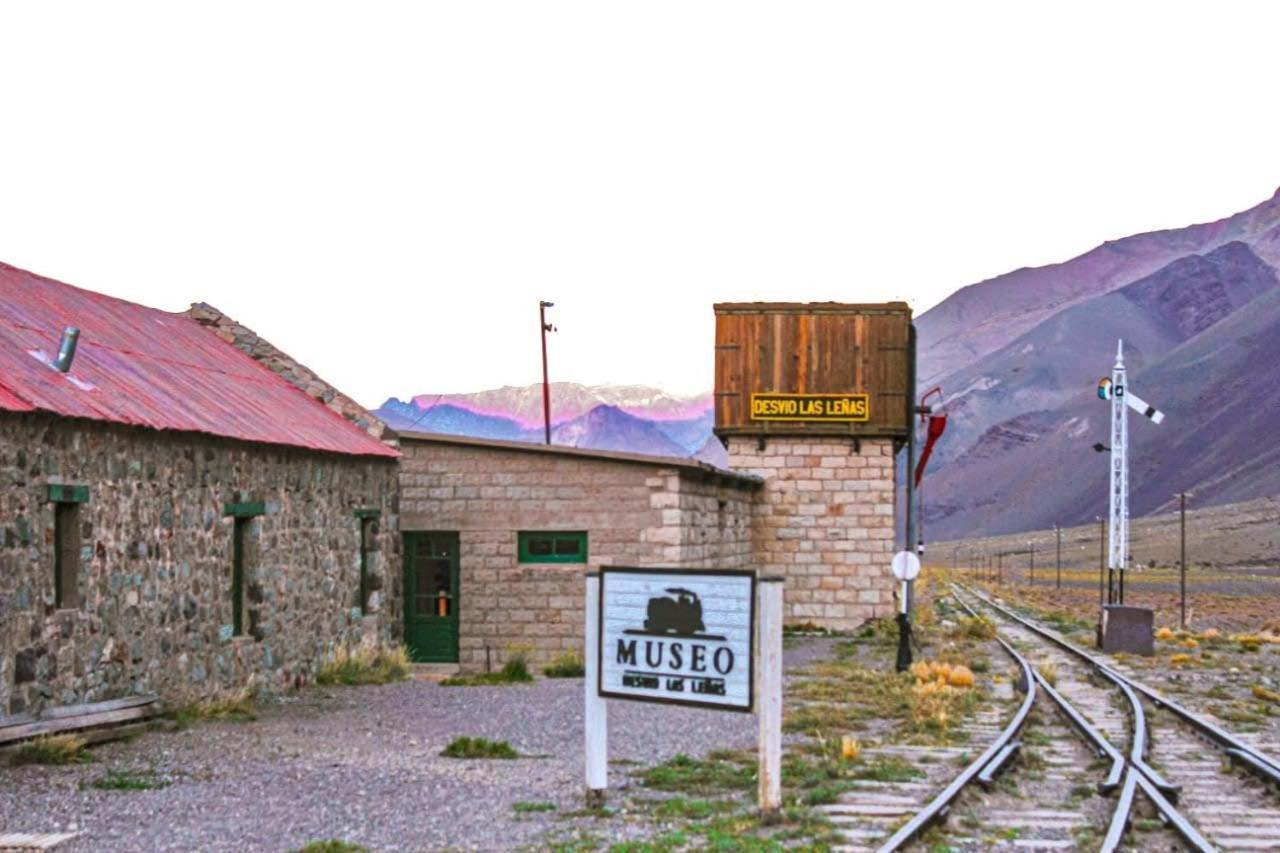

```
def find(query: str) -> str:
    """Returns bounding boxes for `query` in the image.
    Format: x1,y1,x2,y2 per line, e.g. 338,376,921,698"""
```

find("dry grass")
1252,685,1280,703
443,644,534,686
953,615,997,641
1037,662,1058,687
11,734,92,766
316,645,410,686
542,650,585,679
168,689,258,728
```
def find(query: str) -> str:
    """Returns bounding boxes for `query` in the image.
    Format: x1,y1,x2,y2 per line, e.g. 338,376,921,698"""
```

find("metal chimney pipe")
53,327,80,372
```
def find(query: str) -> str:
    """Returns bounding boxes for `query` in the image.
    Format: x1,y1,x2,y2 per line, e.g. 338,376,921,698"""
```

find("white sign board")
598,567,755,712
891,550,921,582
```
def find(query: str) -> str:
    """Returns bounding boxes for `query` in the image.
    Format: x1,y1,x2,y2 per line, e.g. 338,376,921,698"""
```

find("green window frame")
232,517,248,636
517,531,588,564
225,501,264,638
48,484,88,610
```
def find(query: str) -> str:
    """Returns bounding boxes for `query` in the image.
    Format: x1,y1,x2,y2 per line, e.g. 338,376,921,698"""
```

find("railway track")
856,585,1280,851
964,585,1280,851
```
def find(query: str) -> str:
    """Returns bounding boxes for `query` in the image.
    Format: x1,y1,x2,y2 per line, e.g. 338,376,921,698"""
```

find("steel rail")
967,584,1280,786
1032,672,1125,793
874,604,1038,852
953,585,1135,846
961,585,1223,851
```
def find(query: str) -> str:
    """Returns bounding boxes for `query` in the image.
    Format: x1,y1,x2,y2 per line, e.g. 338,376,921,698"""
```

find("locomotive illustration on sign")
644,587,706,635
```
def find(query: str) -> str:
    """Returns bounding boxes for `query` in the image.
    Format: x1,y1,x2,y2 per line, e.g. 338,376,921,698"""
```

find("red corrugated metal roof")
0,262,398,458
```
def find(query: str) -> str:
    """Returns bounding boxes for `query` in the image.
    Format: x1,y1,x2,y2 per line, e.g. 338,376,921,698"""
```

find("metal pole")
539,301,554,445
1097,517,1106,608
1055,524,1062,590
904,324,918,615
1028,542,1035,587
997,552,1003,586
1179,492,1188,629
895,324,918,674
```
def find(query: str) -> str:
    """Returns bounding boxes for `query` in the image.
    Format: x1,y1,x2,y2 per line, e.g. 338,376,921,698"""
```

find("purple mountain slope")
924,281,1280,539
931,241,1278,465
550,405,689,457
376,395,699,460
917,189,1280,386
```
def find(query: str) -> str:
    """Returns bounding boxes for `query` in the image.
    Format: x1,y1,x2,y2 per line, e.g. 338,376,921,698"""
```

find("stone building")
0,263,399,715
397,432,761,669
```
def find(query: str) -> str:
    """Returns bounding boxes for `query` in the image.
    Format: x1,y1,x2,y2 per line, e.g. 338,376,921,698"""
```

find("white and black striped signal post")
1096,340,1165,605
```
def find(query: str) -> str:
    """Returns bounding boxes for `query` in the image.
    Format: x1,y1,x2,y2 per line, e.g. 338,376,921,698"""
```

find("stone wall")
727,436,898,630
399,437,758,670
185,303,395,446
0,413,399,716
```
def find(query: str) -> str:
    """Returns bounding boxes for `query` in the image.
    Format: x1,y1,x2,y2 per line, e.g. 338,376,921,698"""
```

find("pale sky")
2,2,1278,407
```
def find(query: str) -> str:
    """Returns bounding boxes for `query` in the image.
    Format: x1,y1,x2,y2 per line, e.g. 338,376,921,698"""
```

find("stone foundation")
727,436,897,630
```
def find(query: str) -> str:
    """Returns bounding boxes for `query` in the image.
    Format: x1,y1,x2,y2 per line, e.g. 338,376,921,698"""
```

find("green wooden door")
404,532,460,663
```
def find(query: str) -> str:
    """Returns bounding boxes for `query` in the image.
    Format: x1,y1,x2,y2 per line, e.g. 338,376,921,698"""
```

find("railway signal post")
1095,340,1165,654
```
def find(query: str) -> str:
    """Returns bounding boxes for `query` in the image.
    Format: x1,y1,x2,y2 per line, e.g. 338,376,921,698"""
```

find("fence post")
584,572,607,807
757,577,784,822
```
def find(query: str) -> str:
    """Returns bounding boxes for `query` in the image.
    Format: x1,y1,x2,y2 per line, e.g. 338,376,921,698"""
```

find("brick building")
0,264,399,715
392,302,912,669
397,432,761,669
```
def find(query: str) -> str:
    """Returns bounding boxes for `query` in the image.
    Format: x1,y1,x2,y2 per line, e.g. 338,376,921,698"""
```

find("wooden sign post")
584,568,782,817
756,576,783,821
584,572,607,808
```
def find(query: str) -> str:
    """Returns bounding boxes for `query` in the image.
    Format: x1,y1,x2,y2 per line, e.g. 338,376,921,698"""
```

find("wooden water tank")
713,302,912,439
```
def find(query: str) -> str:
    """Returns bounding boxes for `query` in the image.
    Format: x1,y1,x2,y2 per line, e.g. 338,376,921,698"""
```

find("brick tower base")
727,435,898,632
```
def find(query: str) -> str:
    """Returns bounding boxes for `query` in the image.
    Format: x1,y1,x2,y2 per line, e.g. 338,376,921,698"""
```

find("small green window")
518,531,588,564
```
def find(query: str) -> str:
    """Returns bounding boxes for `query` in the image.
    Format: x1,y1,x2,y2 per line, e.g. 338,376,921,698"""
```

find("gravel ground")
1,640,834,852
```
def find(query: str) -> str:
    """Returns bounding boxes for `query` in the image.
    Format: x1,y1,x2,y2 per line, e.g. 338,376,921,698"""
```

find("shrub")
316,646,410,686
1155,627,1176,642
1252,685,1280,704
291,842,368,853
542,651,585,679
911,660,975,687
955,616,997,641
1170,653,1193,666
89,769,169,791
440,736,519,759
11,734,91,766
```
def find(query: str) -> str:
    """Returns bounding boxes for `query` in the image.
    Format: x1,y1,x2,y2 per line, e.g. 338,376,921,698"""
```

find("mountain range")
377,385,725,464
375,188,1280,538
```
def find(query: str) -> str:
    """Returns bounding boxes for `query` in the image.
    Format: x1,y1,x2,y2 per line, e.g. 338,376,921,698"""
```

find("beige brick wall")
399,440,756,670
727,436,897,631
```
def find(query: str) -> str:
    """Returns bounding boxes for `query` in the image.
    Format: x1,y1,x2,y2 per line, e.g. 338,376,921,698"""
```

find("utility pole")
1055,523,1062,590
1179,492,1189,629
1028,541,1035,588
997,552,1003,586
539,301,555,445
